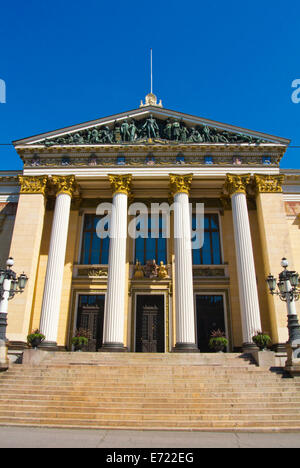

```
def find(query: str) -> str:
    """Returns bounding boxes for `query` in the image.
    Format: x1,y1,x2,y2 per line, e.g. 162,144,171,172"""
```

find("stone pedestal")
250,350,276,368
285,343,300,377
0,340,9,371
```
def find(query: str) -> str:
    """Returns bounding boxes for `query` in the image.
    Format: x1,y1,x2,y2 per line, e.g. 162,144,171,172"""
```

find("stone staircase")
0,352,300,431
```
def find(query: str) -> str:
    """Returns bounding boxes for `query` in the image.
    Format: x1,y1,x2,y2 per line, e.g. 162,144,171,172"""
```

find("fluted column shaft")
231,192,262,345
102,192,128,349
102,174,132,352
170,174,198,352
39,176,76,347
39,193,71,345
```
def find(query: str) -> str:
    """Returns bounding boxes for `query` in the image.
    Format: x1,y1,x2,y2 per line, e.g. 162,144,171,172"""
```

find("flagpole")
151,48,153,94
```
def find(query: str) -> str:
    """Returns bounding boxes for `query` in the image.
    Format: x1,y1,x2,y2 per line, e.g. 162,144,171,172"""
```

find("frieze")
193,267,226,277
38,116,270,147
77,268,108,278
23,154,279,168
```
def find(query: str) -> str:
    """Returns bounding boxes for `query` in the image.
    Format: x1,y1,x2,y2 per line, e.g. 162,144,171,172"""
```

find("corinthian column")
224,174,262,349
170,174,198,352
39,176,77,348
101,174,132,352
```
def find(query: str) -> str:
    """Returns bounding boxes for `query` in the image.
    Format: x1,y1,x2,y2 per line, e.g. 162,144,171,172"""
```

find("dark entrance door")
76,295,105,351
196,295,226,352
136,295,165,353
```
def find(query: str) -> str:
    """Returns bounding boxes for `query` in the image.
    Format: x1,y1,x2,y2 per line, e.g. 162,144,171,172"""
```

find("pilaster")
7,176,48,345
254,174,297,345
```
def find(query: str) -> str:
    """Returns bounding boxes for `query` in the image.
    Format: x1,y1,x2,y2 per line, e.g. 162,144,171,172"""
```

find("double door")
196,294,227,352
135,295,165,353
76,295,105,351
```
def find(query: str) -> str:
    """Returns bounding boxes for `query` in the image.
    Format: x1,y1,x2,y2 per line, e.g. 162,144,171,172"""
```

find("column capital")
169,174,193,197
51,175,77,198
253,174,285,195
108,174,132,197
18,175,48,195
224,173,251,196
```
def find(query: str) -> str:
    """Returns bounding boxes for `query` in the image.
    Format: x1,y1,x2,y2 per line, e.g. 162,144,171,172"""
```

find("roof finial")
140,49,163,108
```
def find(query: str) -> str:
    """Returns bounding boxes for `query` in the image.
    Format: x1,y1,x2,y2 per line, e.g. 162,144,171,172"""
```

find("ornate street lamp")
266,258,300,370
0,257,28,352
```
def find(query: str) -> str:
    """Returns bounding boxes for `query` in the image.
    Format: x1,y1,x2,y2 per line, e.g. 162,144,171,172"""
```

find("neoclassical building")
1,94,299,353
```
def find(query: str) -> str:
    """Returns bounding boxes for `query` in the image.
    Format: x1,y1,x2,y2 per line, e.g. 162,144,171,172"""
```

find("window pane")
91,233,101,264
157,238,167,264
84,214,93,230
192,247,201,265
101,237,110,264
82,232,91,264
210,214,219,230
212,231,221,264
202,231,212,264
135,237,145,264
192,214,221,265
146,237,156,262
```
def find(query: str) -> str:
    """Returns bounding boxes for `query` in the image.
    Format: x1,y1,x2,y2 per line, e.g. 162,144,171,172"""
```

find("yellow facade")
1,104,299,353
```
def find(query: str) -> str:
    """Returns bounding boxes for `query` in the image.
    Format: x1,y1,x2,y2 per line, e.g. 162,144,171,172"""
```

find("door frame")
193,291,231,352
71,291,107,351
133,291,168,353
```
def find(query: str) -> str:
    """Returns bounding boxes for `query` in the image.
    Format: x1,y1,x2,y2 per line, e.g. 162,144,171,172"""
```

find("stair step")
0,352,299,431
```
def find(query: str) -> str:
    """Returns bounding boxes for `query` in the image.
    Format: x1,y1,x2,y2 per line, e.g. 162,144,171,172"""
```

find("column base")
8,341,28,351
271,343,287,353
172,343,200,353
242,342,259,353
99,342,128,353
38,341,59,351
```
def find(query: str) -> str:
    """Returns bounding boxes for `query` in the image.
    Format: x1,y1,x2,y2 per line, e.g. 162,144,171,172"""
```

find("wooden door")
136,295,165,353
76,295,105,351
196,295,226,352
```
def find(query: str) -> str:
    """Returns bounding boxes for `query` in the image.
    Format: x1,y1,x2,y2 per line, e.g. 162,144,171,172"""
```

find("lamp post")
266,258,300,375
0,257,28,369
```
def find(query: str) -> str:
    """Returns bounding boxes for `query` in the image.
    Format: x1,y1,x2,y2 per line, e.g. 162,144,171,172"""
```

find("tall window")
192,213,222,265
135,215,167,265
80,214,110,264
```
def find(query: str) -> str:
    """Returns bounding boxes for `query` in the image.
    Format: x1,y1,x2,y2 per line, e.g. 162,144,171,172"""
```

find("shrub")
208,329,228,351
252,331,271,350
27,329,45,347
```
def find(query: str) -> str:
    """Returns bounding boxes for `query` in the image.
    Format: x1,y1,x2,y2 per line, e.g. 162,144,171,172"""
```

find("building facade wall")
3,174,298,351
2,107,299,353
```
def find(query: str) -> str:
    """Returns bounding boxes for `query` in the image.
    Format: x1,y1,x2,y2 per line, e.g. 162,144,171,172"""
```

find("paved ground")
0,426,299,448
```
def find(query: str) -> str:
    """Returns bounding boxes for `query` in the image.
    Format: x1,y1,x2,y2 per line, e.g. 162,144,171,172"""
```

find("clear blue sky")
1,0,300,170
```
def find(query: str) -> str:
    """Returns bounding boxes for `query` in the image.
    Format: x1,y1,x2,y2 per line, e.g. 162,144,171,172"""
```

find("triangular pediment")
14,106,290,147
